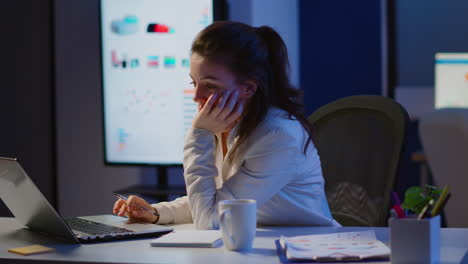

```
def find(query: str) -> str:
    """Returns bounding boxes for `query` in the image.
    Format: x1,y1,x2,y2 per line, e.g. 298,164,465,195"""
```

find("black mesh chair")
307,95,409,226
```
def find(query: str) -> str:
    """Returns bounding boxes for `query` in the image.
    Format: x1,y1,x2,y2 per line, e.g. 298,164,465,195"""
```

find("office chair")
307,95,409,227
419,108,468,228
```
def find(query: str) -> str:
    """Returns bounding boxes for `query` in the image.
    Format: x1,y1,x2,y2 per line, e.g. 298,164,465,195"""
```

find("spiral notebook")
277,231,390,262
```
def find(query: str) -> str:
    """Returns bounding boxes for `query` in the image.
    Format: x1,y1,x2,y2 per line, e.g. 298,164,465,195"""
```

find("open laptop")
0,157,173,243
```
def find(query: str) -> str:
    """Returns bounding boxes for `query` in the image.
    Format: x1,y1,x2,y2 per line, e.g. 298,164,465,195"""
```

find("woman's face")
189,53,249,111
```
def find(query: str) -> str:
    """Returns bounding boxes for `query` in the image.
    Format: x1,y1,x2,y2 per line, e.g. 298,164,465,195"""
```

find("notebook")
278,231,390,262
0,157,173,243
150,230,222,247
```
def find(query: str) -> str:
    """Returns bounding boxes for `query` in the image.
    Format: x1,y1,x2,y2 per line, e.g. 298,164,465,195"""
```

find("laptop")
0,157,173,243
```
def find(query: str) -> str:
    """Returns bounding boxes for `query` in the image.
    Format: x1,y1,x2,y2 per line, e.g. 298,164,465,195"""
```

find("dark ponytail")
254,26,313,152
191,21,313,160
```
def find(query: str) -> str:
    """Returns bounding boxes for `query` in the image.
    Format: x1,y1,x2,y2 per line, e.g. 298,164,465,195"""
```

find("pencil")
114,193,160,216
431,185,450,217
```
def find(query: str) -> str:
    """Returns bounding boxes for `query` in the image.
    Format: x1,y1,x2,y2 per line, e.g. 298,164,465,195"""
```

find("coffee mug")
218,199,257,251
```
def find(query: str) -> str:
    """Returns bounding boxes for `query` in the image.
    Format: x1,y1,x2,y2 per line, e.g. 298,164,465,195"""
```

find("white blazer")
153,107,340,229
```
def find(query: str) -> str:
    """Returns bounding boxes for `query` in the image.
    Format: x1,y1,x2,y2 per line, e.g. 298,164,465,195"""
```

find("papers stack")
150,230,222,248
279,231,390,262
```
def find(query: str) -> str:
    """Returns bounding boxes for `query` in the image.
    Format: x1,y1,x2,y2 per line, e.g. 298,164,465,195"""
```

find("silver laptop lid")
0,157,79,243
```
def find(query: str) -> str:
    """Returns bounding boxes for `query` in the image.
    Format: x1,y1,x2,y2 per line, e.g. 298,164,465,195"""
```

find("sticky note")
8,244,55,256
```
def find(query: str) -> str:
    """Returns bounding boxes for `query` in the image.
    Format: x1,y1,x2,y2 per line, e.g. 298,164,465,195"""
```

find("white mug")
218,199,257,251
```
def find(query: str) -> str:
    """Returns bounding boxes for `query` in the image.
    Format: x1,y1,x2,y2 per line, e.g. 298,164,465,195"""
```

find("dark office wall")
299,0,385,115
298,1,422,196
55,0,142,217
0,1,55,216
397,0,468,87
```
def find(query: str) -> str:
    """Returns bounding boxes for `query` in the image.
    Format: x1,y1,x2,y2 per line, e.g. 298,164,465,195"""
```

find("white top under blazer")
153,107,341,229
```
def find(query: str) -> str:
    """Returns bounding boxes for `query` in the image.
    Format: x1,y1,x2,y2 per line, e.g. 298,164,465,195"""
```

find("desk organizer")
389,215,440,264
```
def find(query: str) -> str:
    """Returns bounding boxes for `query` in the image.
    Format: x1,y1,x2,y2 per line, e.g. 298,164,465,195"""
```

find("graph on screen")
100,0,213,164
435,53,468,109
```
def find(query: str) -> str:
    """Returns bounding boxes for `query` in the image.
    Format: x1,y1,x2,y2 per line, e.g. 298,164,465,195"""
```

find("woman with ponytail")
113,21,340,229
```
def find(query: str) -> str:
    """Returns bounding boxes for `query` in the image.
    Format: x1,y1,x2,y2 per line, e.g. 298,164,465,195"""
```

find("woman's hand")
192,89,244,134
113,195,159,224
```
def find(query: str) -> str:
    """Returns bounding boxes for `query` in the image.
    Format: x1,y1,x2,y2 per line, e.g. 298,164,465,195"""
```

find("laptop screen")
435,52,468,109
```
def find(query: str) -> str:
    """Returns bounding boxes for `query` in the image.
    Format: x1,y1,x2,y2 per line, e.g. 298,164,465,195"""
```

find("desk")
0,218,467,264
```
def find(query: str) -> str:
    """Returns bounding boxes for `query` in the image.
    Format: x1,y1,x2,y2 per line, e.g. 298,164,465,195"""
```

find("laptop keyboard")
66,218,134,235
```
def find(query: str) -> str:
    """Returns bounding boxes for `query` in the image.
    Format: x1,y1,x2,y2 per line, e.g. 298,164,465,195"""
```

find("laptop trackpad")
77,215,171,233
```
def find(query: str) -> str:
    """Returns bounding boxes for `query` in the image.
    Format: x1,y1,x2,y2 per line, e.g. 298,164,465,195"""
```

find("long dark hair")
191,21,313,160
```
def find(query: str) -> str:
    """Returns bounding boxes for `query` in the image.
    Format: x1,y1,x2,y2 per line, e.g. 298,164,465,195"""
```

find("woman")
113,21,340,229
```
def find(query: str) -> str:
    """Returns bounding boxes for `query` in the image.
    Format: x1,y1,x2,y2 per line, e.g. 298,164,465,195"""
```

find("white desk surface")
0,217,467,264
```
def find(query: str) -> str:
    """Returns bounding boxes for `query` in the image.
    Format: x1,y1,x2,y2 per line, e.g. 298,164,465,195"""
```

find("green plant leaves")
401,185,441,214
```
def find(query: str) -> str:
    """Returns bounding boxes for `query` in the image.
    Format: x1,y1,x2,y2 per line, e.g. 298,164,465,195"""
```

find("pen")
417,199,434,220
114,193,160,216
391,191,405,218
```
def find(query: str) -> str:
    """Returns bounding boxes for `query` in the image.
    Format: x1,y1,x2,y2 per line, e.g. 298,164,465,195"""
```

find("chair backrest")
419,108,468,228
307,95,409,227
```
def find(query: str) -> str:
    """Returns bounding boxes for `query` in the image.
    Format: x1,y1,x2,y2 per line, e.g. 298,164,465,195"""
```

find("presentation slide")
101,0,213,164
435,53,468,109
